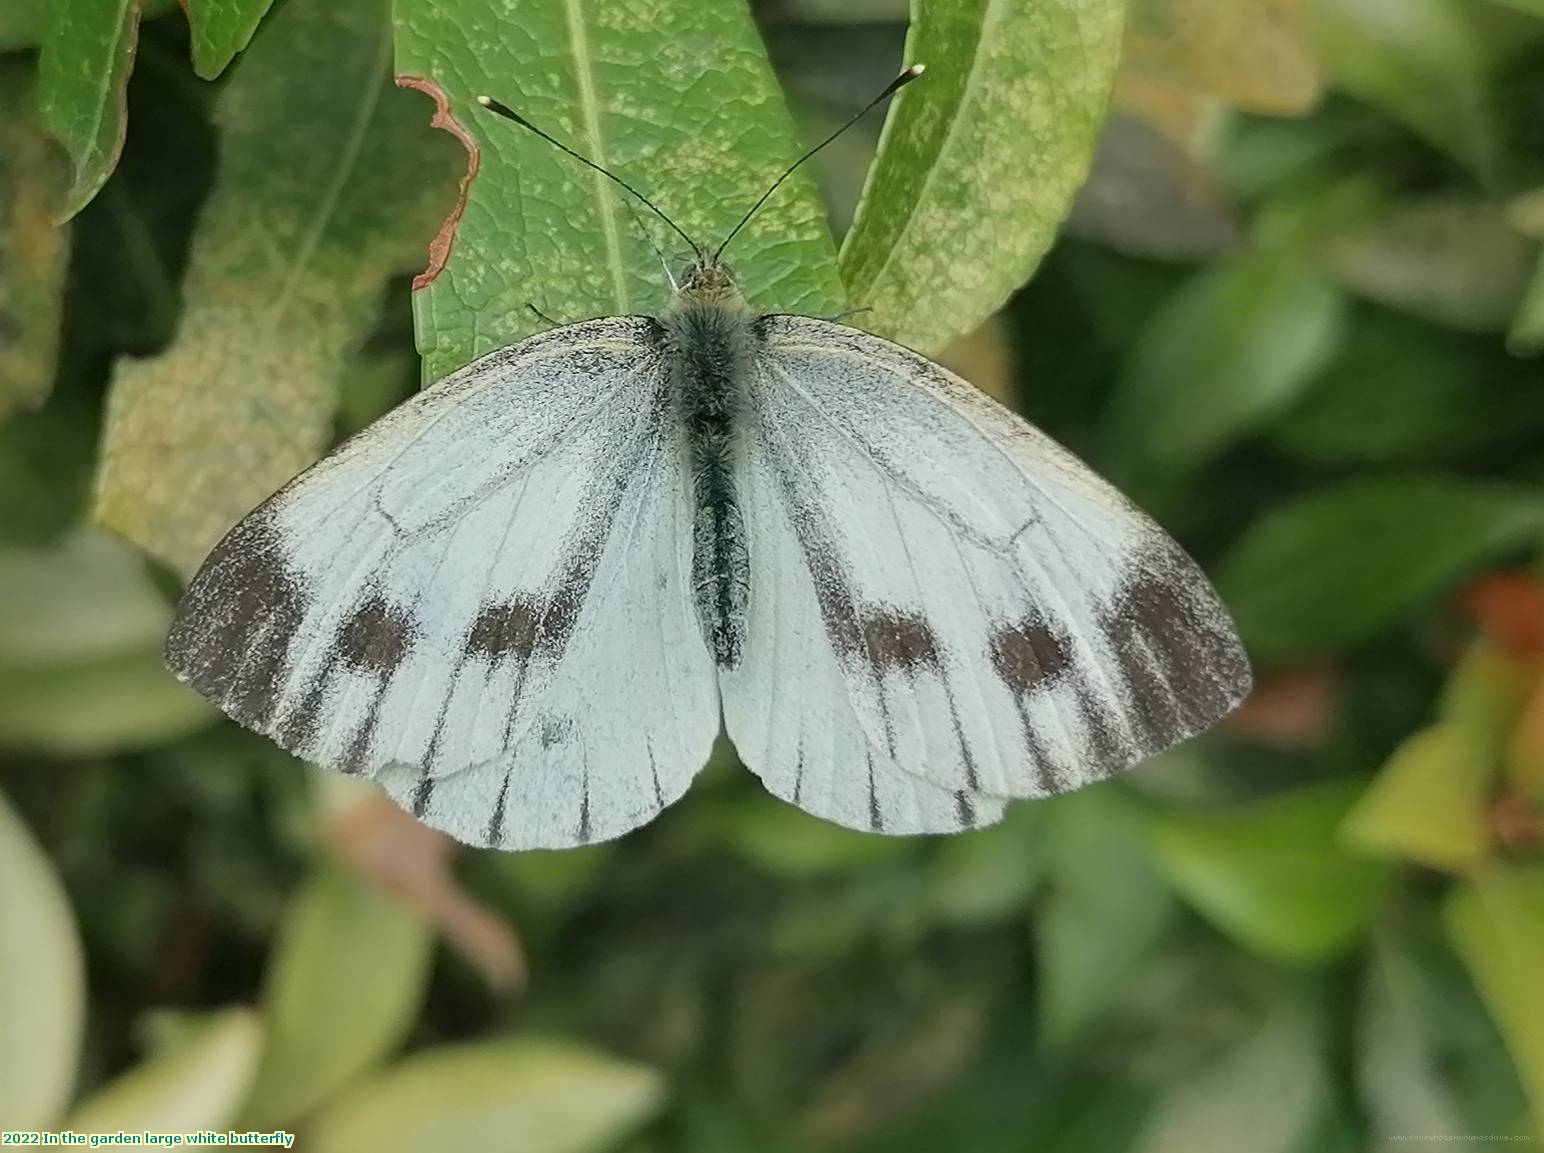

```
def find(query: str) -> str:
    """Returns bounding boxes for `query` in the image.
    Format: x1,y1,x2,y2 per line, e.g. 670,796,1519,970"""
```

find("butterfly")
165,66,1251,850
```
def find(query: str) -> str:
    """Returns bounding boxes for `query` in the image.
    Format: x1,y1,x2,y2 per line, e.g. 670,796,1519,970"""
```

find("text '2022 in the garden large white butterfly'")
165,65,1252,850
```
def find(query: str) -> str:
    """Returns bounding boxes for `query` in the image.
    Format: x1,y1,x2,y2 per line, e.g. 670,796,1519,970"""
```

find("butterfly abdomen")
662,299,753,669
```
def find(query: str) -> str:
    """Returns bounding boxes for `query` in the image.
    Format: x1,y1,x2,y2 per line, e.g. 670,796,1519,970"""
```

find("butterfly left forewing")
167,319,720,849
723,315,1250,811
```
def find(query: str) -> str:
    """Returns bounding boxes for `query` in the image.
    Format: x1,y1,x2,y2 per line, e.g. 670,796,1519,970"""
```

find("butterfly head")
676,255,743,307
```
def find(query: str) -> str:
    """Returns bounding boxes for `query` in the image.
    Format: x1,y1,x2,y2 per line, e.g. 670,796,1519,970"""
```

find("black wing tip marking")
165,513,311,733
1101,541,1253,742
167,513,436,773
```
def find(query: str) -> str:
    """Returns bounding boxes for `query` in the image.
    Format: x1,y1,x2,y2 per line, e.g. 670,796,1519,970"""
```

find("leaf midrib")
76,0,137,166
562,0,628,312
254,7,392,349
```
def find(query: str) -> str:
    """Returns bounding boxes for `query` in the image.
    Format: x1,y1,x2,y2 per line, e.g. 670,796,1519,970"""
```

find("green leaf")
919,803,1048,927
1123,0,1321,116
718,793,916,881
1064,113,1239,262
1340,642,1536,868
66,1007,263,1132
1217,104,1388,206
1441,643,1537,773
239,863,433,1127
393,0,846,383
1133,999,1329,1153
1339,725,1494,873
1152,780,1390,965
38,0,143,220
0,368,97,546
0,62,69,423
0,0,176,50
1217,476,1544,659
1318,195,1537,334
1271,309,1544,463
0,531,215,754
184,0,280,79
1509,250,1544,356
0,785,85,1127
1301,0,1502,179
1509,188,1544,241
1103,251,1345,481
0,530,168,666
305,1037,666,1153
1444,865,1544,1141
1360,928,1529,1150
837,0,1127,354
1037,789,1175,1045
0,651,216,755
95,0,463,578
0,0,47,48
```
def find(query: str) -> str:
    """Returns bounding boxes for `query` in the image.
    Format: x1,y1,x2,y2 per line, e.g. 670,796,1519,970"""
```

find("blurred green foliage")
3,0,1544,1149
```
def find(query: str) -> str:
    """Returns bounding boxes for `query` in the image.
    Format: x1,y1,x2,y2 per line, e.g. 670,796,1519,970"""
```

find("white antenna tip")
908,63,926,76
475,94,494,107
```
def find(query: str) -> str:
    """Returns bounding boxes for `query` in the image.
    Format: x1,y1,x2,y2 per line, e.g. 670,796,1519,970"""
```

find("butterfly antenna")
714,63,926,262
476,95,703,259
621,195,681,291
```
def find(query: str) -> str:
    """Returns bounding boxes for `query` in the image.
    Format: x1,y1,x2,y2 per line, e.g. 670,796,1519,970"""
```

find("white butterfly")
165,69,1251,850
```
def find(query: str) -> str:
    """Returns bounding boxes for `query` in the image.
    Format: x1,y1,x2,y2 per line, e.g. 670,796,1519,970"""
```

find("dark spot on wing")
790,518,949,683
166,514,310,732
337,594,414,674
864,609,940,672
467,596,541,662
280,594,408,768
470,380,664,683
539,715,572,750
990,615,1071,695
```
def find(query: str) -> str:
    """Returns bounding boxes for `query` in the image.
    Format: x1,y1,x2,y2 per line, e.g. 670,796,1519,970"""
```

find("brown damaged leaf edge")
395,74,480,290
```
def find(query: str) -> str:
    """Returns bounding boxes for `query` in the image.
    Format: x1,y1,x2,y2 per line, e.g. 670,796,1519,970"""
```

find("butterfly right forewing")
722,315,1250,815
